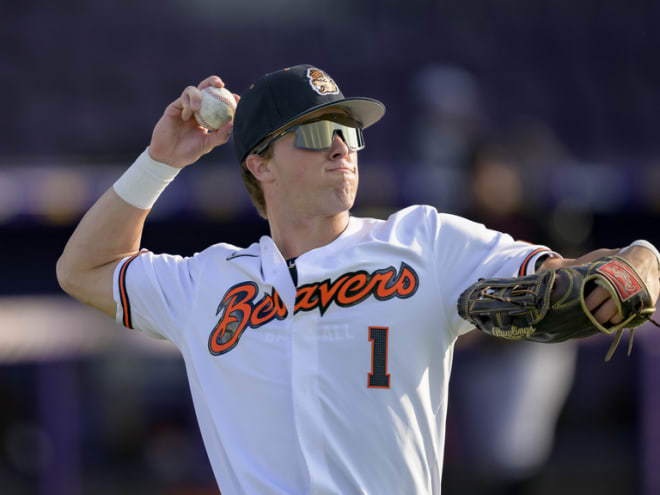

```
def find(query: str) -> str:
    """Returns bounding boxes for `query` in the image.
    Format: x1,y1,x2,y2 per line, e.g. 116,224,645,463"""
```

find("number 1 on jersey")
368,326,390,388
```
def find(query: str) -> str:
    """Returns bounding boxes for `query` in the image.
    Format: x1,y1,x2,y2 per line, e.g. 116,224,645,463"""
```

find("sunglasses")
254,113,365,155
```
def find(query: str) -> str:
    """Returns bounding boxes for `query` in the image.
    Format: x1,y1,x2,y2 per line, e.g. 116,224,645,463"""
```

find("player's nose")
329,132,349,160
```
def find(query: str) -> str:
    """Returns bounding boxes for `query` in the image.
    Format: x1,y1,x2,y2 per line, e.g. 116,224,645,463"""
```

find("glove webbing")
606,316,660,362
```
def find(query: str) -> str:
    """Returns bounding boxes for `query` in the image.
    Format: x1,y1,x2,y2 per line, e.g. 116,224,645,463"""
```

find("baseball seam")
195,111,215,130
205,88,237,110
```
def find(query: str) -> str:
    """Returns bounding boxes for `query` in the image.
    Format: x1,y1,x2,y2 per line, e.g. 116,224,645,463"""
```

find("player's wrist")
113,147,181,210
623,240,660,278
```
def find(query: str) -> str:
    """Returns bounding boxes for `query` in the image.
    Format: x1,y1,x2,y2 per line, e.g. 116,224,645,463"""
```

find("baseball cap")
233,64,386,163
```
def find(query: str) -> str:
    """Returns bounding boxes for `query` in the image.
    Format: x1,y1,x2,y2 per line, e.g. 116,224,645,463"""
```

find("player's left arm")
539,244,660,326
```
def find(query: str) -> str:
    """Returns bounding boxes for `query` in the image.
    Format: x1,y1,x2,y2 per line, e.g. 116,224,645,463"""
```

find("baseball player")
57,65,660,494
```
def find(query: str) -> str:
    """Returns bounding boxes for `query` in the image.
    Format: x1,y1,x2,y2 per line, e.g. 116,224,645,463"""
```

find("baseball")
194,86,237,131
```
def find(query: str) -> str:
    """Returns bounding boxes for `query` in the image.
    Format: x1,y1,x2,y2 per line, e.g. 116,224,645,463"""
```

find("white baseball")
194,86,237,131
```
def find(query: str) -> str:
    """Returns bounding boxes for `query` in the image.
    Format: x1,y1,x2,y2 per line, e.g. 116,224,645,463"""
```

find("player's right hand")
148,76,240,168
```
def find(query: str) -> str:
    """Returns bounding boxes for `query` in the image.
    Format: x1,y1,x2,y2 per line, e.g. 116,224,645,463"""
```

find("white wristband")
627,240,660,273
113,148,181,210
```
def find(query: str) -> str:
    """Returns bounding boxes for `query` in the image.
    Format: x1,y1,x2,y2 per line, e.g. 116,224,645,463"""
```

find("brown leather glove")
457,256,658,361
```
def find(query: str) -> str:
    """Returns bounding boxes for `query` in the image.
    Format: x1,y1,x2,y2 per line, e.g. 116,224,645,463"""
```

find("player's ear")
245,153,274,183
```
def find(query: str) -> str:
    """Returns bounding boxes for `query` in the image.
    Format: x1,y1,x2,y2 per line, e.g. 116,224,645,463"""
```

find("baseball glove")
457,256,658,361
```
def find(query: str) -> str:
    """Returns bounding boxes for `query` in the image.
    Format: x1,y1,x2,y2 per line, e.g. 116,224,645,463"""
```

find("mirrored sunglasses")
254,114,365,155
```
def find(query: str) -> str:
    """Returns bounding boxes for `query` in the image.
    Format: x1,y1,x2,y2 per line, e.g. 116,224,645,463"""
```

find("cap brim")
330,97,386,129
273,97,386,135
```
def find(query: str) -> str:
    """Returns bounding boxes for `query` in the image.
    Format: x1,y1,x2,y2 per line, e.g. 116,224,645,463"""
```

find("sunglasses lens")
294,118,364,151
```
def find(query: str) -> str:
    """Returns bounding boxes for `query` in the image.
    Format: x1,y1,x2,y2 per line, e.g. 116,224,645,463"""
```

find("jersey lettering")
208,282,287,355
295,263,418,315
208,263,419,356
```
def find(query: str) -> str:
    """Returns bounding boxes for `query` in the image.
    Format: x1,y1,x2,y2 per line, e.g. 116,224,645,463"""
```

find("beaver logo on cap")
307,68,340,96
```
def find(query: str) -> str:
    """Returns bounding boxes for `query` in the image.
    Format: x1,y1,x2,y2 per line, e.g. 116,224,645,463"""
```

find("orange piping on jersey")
118,251,145,329
518,248,549,276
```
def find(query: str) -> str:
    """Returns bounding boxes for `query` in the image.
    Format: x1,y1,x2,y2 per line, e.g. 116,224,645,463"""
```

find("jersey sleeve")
112,250,199,344
424,207,558,339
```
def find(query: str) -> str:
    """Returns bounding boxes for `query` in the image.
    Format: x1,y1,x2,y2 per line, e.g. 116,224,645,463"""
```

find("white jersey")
113,204,552,495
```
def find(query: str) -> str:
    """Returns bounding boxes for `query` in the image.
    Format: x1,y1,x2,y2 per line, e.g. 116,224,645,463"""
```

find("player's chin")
332,184,358,211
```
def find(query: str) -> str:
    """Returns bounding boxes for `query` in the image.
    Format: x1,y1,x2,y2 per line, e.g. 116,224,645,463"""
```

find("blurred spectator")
407,64,488,169
408,63,579,494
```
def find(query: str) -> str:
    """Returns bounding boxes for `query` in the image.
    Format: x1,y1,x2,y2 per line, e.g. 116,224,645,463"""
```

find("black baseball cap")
233,64,386,163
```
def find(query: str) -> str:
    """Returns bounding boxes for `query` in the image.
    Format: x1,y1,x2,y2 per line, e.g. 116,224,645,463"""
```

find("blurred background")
2,0,660,494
